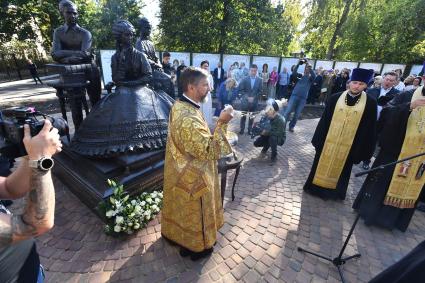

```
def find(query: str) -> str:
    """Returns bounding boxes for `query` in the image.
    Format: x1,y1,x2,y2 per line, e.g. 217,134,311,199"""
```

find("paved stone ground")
3,80,425,283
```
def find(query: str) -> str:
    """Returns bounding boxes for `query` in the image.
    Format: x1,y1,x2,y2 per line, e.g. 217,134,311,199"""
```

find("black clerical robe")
303,92,377,200
353,89,422,231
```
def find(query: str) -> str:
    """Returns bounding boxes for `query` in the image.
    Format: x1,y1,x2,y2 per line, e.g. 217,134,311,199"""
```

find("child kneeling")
253,100,286,163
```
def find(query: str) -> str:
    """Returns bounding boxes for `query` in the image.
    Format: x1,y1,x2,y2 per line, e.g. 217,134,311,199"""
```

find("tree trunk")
325,0,354,60
218,0,231,53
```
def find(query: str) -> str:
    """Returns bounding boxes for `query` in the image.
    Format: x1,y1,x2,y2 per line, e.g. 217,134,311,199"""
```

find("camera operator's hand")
23,120,62,160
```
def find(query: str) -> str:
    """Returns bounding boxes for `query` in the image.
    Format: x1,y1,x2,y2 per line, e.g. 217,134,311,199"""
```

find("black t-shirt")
0,202,40,283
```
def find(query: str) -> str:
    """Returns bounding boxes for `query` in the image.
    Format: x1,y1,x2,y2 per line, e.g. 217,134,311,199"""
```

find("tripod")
298,152,425,283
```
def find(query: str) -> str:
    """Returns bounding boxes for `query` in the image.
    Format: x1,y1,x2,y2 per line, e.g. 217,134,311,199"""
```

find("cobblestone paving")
28,119,425,283
3,80,425,282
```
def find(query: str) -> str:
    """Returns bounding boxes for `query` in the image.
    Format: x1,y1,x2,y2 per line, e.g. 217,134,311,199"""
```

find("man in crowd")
213,62,225,91
238,64,262,135
283,60,316,132
0,120,62,282
161,52,173,75
240,62,249,79
161,67,233,261
353,86,425,231
27,60,43,85
307,68,323,105
253,99,286,163
304,68,377,200
362,71,400,170
277,67,290,99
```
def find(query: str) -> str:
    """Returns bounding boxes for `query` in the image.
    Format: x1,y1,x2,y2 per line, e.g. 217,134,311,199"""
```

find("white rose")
155,198,160,203
151,192,157,197
106,210,114,218
128,222,133,226
152,204,158,210
131,200,137,206
144,210,150,216
114,225,121,233
146,198,152,204
115,216,124,224
158,192,163,198
141,201,146,206
134,205,142,212
115,201,122,208
134,223,140,229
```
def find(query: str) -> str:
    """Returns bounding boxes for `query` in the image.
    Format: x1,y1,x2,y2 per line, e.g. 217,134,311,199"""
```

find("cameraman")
254,100,286,163
0,120,62,283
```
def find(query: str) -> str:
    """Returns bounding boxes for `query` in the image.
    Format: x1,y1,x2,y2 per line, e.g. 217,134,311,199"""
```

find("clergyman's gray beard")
201,94,209,104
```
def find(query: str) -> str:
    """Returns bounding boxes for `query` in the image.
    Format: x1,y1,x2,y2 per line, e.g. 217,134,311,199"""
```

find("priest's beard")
201,93,209,104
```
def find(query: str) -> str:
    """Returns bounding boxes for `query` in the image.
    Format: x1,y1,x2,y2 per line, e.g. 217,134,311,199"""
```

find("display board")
100,50,115,85
252,56,280,73
334,61,358,73
381,64,406,75
169,52,190,67
222,54,250,74
315,60,334,71
192,53,221,72
358,62,382,73
410,64,424,76
281,58,305,73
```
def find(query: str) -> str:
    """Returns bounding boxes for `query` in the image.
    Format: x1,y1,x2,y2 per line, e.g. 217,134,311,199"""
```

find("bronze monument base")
53,143,164,218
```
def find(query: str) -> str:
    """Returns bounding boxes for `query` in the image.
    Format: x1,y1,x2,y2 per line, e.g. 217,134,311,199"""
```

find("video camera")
0,107,69,158
299,59,308,65
250,114,271,139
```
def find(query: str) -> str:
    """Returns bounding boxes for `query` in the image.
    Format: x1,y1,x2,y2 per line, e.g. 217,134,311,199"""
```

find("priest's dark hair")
384,71,399,80
163,51,171,58
180,67,209,92
200,60,209,67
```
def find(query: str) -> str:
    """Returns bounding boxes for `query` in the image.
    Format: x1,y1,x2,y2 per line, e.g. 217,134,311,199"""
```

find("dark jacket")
366,87,400,106
213,67,225,83
237,76,262,110
269,113,286,146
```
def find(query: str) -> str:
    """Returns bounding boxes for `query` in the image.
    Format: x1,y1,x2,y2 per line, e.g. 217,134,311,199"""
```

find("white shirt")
395,81,405,92
377,87,392,119
217,68,221,79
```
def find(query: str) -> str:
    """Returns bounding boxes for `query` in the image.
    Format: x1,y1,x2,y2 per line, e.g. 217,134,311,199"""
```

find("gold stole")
313,91,367,189
384,86,425,209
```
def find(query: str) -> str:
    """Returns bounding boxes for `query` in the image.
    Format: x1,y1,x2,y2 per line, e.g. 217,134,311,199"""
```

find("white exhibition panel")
409,64,423,75
192,53,221,72
315,60,334,71
252,56,280,72
358,62,382,73
222,54,250,73
334,61,358,73
99,49,115,85
280,58,307,73
381,64,406,74
169,52,190,66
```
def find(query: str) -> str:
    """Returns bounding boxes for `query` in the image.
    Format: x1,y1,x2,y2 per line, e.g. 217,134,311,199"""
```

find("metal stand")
298,151,425,283
298,213,361,283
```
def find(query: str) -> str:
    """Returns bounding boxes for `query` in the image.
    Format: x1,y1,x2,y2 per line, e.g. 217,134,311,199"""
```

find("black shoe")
179,247,192,257
270,157,277,165
289,128,294,133
417,203,425,212
190,247,214,261
239,130,244,135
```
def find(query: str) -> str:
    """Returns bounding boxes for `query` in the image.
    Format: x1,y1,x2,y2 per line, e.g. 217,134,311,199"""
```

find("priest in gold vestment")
304,68,377,200
161,67,234,260
354,86,425,232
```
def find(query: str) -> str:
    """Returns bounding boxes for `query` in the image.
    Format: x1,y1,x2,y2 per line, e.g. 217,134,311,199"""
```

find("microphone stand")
298,152,425,283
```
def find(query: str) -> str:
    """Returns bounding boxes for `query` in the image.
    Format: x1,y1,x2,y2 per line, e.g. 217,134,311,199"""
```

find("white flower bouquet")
99,179,163,236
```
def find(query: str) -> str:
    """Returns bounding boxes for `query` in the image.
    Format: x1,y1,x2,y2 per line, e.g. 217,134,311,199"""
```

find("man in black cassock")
303,68,377,200
353,86,425,232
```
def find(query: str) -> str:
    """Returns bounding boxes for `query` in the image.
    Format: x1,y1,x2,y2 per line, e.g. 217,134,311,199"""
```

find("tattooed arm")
0,120,61,248
0,169,55,248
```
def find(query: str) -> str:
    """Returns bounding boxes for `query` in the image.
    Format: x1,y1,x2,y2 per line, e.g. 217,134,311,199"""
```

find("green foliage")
302,0,425,63
157,0,301,56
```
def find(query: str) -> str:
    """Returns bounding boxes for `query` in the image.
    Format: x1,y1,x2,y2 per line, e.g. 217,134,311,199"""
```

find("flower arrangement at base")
99,179,163,236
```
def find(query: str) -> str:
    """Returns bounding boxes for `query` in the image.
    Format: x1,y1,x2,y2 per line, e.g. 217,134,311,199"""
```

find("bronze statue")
135,17,174,97
51,0,92,64
70,20,174,156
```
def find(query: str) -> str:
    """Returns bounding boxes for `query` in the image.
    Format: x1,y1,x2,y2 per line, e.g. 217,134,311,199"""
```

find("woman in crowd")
269,66,278,99
261,64,270,99
214,78,238,116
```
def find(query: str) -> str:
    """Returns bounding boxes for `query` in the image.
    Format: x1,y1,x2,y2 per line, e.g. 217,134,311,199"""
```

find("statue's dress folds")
70,47,174,156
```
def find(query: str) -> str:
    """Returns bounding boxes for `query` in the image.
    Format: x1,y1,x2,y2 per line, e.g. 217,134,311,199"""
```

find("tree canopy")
0,0,423,64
